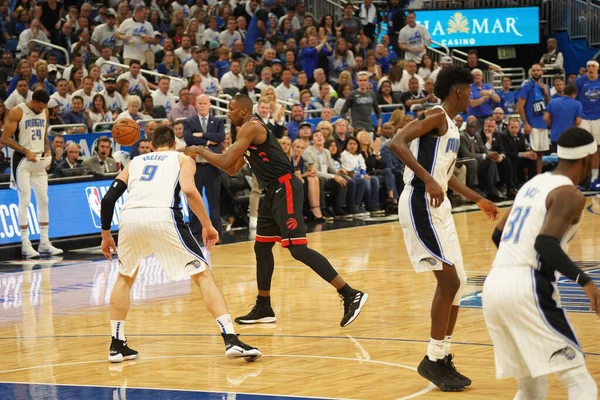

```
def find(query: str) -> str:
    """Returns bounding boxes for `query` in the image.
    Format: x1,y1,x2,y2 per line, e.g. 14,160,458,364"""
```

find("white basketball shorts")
398,186,462,272
579,118,600,145
482,266,585,380
529,128,550,152
118,208,208,280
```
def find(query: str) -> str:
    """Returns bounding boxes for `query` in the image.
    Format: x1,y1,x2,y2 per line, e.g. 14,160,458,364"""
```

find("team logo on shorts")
185,260,203,270
550,346,577,361
86,187,103,228
420,257,438,266
286,218,298,230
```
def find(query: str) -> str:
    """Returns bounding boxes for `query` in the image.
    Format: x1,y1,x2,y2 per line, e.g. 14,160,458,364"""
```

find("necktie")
470,138,475,153
202,117,207,132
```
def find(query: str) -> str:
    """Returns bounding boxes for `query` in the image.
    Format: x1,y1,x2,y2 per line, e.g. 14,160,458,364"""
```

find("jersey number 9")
140,165,158,181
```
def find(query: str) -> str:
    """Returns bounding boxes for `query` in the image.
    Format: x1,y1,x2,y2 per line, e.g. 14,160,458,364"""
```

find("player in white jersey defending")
100,125,261,363
0,90,62,258
388,66,499,392
484,127,599,399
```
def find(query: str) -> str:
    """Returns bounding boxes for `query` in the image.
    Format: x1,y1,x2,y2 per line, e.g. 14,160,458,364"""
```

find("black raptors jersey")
244,116,294,188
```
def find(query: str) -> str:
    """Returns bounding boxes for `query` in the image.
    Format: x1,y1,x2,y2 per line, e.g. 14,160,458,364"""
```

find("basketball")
111,118,140,146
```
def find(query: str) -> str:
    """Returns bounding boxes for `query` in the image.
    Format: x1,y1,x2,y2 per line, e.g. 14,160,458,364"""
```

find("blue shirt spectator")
544,87,583,143
468,70,499,119
519,78,550,129
575,71,600,120
299,36,333,81
244,6,269,54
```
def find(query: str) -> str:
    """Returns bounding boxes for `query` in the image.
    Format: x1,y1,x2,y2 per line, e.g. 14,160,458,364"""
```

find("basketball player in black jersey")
186,94,368,327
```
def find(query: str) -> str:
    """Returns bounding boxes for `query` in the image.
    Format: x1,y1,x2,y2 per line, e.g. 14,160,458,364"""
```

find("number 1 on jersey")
140,165,158,181
502,206,531,243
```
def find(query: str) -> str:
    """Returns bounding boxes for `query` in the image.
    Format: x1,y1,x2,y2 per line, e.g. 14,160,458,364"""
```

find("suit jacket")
501,131,531,160
459,131,488,161
82,156,118,174
54,159,83,177
302,146,338,179
183,113,225,160
481,131,506,155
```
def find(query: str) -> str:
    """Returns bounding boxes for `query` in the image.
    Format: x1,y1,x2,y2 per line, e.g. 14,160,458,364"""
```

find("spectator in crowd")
550,76,565,98
290,138,326,221
96,46,123,80
198,60,222,96
400,77,429,111
182,46,202,79
72,76,95,110
466,49,500,72
151,76,176,119
429,56,452,83
116,5,158,69
286,104,306,140
341,71,381,134
90,9,120,58
60,95,88,130
358,0,381,43
8,59,37,94
87,93,113,130
399,60,424,92
575,60,600,190
54,142,83,177
544,84,582,149
398,11,430,65
173,120,187,151
117,60,151,96
141,94,167,119
357,130,397,211
82,136,118,174
517,63,551,175
243,0,273,54
468,69,500,127
16,19,49,58
220,59,245,91
101,77,124,114
136,138,153,155
5,78,31,110
116,95,152,122
275,69,300,103
129,121,158,160
539,38,564,72
339,136,373,215
501,117,538,188
481,117,513,198
48,132,65,174
496,76,518,115
339,3,361,48
492,108,508,134
239,74,259,101
221,16,243,48
300,35,332,82
170,88,196,122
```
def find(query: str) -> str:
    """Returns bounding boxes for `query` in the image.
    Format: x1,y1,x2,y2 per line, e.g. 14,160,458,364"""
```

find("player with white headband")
575,60,600,190
483,126,599,399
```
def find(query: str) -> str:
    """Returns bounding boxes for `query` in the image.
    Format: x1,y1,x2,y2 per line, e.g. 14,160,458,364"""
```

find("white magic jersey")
122,151,182,211
493,173,579,270
403,105,460,192
16,103,46,155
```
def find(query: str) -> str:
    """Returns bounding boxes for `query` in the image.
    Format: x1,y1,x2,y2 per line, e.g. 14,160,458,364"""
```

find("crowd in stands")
0,0,599,230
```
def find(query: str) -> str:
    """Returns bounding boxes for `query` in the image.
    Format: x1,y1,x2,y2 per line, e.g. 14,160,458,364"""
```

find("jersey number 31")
502,206,531,244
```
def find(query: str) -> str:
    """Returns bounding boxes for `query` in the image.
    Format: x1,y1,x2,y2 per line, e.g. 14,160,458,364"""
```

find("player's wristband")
491,227,502,248
100,179,127,230
534,235,591,287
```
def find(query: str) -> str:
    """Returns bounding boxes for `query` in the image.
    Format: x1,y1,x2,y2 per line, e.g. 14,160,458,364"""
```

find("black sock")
256,295,271,307
337,283,354,296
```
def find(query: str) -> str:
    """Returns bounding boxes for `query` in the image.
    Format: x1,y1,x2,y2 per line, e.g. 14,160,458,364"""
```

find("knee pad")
452,259,468,306
514,376,549,400
556,365,598,400
254,240,275,257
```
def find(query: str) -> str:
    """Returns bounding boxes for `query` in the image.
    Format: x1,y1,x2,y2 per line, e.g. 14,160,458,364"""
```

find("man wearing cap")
91,9,121,58
116,5,158,68
576,60,600,190
270,59,283,87
244,0,275,55
429,56,452,83
239,74,259,101
100,77,125,114
183,46,202,79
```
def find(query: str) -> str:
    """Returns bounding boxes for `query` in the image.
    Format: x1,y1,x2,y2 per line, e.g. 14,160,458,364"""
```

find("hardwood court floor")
0,200,599,399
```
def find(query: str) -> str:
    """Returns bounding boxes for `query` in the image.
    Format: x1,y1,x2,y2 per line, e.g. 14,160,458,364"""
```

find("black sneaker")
108,337,138,363
234,301,277,324
340,290,369,327
444,354,471,387
222,333,262,362
417,356,465,392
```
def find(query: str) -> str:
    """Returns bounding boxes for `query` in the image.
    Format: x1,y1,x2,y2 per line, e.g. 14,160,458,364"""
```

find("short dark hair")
97,136,112,146
434,65,474,100
173,120,184,128
564,84,577,96
56,78,67,85
72,95,84,104
232,93,253,112
138,138,151,146
467,49,478,56
152,125,175,148
32,90,50,104
129,60,141,67
82,76,93,83
407,10,416,16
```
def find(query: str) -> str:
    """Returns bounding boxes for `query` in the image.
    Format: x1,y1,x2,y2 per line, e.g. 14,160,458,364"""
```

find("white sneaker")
38,242,63,256
249,216,258,229
22,243,40,259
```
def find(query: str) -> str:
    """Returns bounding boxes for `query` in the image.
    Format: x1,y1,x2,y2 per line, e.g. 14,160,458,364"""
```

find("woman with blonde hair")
316,120,334,141
256,86,285,125
388,109,405,135
88,64,106,93
364,50,382,81
278,136,292,159
291,139,325,222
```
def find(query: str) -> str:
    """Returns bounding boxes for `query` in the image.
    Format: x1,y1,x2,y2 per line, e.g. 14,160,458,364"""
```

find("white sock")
216,314,235,334
592,169,599,181
40,225,49,244
427,337,446,362
444,335,452,356
111,320,126,340
20,228,29,245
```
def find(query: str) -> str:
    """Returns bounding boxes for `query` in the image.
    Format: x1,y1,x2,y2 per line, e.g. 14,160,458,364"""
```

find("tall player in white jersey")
484,127,599,399
100,125,261,363
0,90,62,258
389,66,499,392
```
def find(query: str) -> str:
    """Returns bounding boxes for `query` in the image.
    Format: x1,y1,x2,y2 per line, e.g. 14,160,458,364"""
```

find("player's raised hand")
100,232,117,261
202,225,219,250
477,198,500,220
425,178,444,208
583,282,600,316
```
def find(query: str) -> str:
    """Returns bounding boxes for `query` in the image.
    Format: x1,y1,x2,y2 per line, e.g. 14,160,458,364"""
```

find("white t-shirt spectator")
92,79,106,93
50,92,73,113
95,56,122,78
174,47,192,65
200,73,221,96
101,90,125,111
151,89,177,117
202,29,219,45
16,29,49,57
117,17,155,61
220,71,245,90
62,65,89,82
183,59,199,79
398,24,431,63
72,89,96,110
275,83,300,103
5,90,32,110
219,30,242,48
88,110,114,125
399,70,425,93
90,23,122,57
117,71,148,94
171,2,191,18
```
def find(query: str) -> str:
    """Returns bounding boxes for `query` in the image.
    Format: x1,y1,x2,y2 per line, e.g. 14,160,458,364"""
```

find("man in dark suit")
54,142,83,177
481,117,514,198
501,117,538,187
492,107,508,134
459,117,506,201
184,94,226,236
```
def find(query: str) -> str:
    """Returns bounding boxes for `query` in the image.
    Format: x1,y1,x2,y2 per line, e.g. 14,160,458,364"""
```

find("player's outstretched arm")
185,121,257,173
448,175,499,220
534,186,599,315
179,155,218,249
388,108,446,207
0,106,36,161
100,165,130,260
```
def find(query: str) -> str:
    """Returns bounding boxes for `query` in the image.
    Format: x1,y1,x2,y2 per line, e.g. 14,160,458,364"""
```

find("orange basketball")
111,118,141,146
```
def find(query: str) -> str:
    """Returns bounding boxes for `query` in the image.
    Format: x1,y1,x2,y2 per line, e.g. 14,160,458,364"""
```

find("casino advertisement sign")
416,7,540,47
